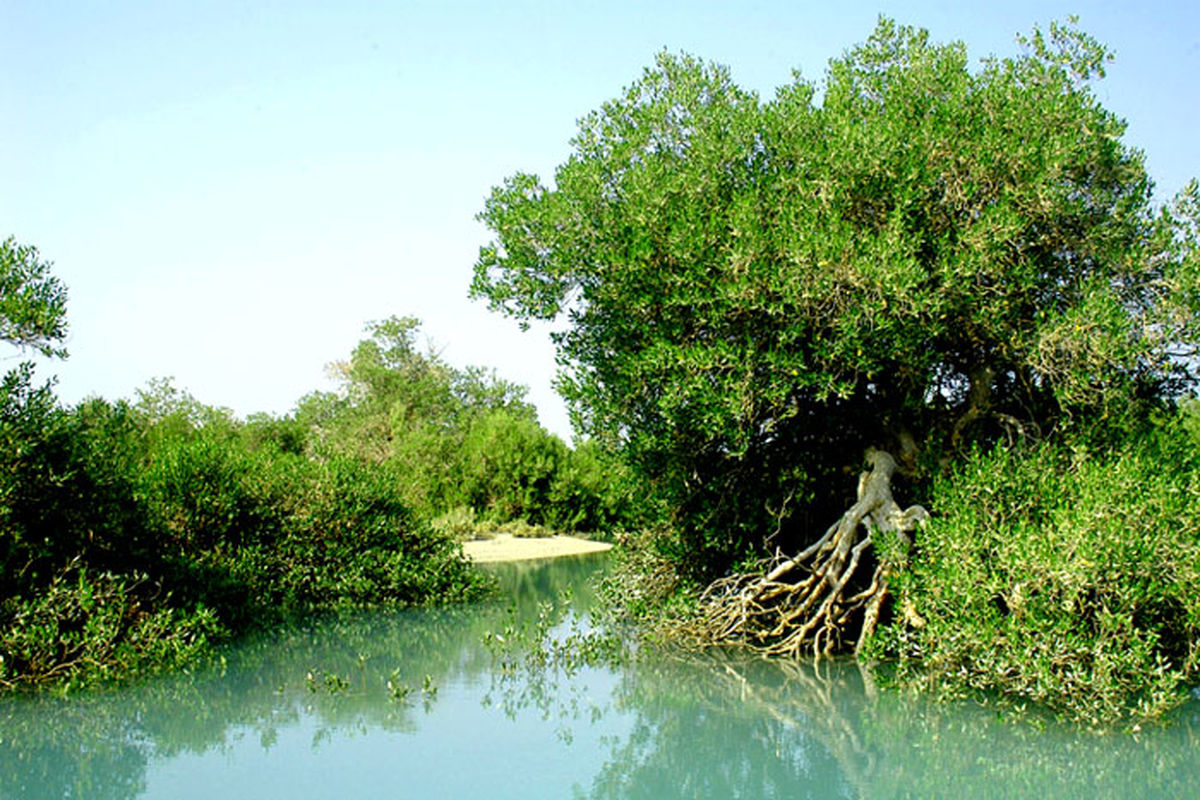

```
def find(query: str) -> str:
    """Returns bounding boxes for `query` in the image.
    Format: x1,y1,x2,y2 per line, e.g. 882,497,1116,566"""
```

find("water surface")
1,554,1197,799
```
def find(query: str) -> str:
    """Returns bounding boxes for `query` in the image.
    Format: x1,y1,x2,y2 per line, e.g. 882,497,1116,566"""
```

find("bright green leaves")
873,424,1200,723
1014,15,1113,84
312,316,625,534
1157,180,1200,371
472,18,1198,569
334,315,458,425
0,237,68,359
473,174,575,323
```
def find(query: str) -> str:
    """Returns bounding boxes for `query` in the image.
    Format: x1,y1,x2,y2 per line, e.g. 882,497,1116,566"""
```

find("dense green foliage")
473,19,1200,574
0,231,629,690
0,369,486,690
0,236,68,358
472,19,1200,723
871,416,1200,724
301,315,634,534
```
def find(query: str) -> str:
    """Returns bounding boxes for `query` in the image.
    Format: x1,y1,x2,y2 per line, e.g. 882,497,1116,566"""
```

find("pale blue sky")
5,1,1198,439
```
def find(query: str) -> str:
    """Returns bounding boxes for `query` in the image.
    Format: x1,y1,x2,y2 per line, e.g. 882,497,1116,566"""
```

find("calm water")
1,554,1198,799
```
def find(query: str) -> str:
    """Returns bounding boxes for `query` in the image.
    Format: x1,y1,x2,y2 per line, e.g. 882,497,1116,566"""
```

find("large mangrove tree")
472,18,1200,659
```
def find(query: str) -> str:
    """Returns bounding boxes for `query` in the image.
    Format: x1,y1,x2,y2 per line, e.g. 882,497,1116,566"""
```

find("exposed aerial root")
690,449,927,657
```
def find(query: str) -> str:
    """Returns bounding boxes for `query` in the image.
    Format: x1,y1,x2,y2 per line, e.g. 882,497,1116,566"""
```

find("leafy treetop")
1,236,68,359
471,18,1200,567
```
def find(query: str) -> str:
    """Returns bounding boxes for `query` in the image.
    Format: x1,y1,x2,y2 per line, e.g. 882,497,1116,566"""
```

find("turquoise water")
1,554,1197,799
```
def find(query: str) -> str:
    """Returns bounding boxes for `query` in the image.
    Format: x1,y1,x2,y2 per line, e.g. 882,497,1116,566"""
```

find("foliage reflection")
1,555,1197,799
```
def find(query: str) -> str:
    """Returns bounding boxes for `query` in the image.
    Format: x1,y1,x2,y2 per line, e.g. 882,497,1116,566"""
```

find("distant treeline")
0,313,635,692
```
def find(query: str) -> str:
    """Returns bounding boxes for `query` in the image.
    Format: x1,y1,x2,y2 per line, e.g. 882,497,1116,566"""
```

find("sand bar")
462,533,613,563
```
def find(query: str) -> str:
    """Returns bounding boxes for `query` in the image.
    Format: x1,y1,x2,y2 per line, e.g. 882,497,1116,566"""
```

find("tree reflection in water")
1,554,1197,799
504,645,1200,800
0,556,606,800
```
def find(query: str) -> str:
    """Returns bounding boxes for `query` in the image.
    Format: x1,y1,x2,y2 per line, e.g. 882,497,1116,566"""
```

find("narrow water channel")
1,554,1197,799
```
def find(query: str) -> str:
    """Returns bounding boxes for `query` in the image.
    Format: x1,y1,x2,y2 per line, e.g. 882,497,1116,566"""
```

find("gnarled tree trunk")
691,449,927,657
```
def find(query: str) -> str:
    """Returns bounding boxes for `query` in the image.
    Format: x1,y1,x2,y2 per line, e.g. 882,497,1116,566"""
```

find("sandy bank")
462,533,613,563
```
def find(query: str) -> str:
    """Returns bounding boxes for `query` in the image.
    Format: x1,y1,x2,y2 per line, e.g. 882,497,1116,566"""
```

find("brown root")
689,449,927,657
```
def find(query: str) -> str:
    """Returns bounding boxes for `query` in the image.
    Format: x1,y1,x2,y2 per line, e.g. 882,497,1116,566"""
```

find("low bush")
0,383,487,692
495,518,556,539
430,505,488,541
136,430,485,626
268,456,481,609
0,564,224,691
871,419,1200,725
